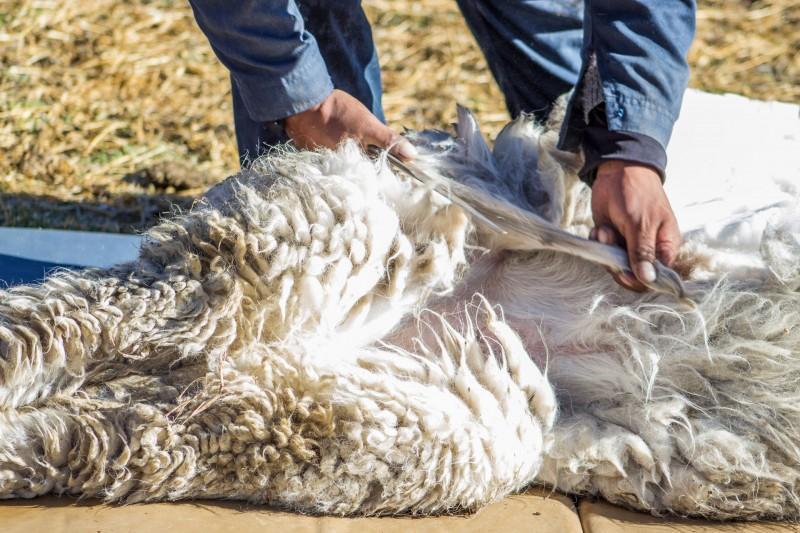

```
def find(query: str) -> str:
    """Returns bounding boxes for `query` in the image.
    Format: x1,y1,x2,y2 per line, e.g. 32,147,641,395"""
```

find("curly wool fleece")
1,110,800,520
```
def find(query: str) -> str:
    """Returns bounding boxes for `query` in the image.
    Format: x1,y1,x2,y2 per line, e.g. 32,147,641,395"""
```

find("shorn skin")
1,109,799,520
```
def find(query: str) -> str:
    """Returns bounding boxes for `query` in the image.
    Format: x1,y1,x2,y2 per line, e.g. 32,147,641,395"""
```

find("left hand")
284,89,417,160
589,160,681,291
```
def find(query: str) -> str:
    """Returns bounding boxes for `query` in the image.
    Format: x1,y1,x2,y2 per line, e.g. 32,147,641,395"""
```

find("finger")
655,216,681,267
625,220,658,285
363,130,418,161
391,138,418,160
596,225,622,247
610,271,647,292
364,124,418,161
595,225,646,291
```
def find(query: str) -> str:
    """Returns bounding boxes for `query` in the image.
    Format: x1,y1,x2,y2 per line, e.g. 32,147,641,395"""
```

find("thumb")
364,123,418,161
626,222,658,284
390,138,418,161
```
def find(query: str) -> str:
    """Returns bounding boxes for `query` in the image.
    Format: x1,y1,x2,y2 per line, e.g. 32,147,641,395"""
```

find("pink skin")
384,251,560,369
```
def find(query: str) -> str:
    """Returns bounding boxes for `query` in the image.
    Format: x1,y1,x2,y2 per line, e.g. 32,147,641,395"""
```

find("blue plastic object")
0,228,141,288
0,254,79,287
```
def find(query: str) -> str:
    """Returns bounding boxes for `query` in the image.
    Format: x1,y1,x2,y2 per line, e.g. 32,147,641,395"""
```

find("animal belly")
382,251,586,369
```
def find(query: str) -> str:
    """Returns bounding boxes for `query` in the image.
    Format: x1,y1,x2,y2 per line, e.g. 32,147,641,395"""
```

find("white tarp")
667,90,799,250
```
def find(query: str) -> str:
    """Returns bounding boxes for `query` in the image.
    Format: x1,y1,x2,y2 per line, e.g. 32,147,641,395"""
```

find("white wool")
0,108,799,521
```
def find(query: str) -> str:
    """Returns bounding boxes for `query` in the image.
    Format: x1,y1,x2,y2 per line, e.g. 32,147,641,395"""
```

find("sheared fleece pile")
1,108,799,521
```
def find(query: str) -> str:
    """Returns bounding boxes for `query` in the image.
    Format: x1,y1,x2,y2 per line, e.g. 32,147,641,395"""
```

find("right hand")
284,89,417,160
589,160,681,291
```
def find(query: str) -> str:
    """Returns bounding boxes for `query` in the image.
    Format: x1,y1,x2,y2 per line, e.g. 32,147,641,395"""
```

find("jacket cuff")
233,47,334,123
579,107,667,187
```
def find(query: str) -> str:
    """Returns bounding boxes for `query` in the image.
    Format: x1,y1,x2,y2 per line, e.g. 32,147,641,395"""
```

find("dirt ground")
0,0,797,232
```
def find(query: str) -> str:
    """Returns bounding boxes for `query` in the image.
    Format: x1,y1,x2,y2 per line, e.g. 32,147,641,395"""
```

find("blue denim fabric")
455,0,584,121
189,0,695,166
558,0,696,152
188,0,334,123
189,0,383,160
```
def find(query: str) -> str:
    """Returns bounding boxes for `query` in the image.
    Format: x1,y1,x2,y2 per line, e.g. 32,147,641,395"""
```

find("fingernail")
597,228,612,245
637,261,657,283
394,139,418,160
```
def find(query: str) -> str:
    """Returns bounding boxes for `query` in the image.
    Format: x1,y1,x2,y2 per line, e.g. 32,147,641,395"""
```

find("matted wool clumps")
1,110,799,520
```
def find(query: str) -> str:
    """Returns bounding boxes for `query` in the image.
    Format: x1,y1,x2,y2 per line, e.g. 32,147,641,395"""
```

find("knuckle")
625,217,655,240
633,243,656,262
656,242,677,265
378,130,398,148
621,215,645,233
656,239,676,252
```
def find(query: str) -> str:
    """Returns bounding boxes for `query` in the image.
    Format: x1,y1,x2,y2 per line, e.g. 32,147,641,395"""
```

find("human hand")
284,89,417,159
589,160,681,291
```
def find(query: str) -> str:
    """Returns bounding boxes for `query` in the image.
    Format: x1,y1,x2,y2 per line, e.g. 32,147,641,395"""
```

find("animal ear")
493,114,541,182
492,115,564,222
455,104,495,170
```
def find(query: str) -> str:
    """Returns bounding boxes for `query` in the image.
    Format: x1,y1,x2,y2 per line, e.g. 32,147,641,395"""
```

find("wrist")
579,112,668,187
594,160,662,189
285,88,334,125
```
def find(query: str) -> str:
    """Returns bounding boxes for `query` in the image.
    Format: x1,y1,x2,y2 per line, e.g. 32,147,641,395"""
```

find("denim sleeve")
558,0,696,154
579,105,668,186
188,0,334,122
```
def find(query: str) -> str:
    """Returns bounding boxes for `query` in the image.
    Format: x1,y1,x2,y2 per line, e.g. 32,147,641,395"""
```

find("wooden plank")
0,488,583,533
579,499,800,533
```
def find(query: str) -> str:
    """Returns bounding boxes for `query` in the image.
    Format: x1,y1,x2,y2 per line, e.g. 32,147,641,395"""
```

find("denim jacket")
188,0,696,180
560,0,696,182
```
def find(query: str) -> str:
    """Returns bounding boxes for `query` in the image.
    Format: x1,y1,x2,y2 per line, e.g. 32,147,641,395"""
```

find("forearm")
188,0,333,122
559,0,696,161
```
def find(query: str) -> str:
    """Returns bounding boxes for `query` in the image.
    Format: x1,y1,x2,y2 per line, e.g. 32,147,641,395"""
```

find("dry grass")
691,0,799,103
0,0,797,232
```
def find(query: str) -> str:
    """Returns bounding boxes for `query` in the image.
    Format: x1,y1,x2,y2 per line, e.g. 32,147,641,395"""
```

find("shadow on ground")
0,162,221,233
0,192,196,234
